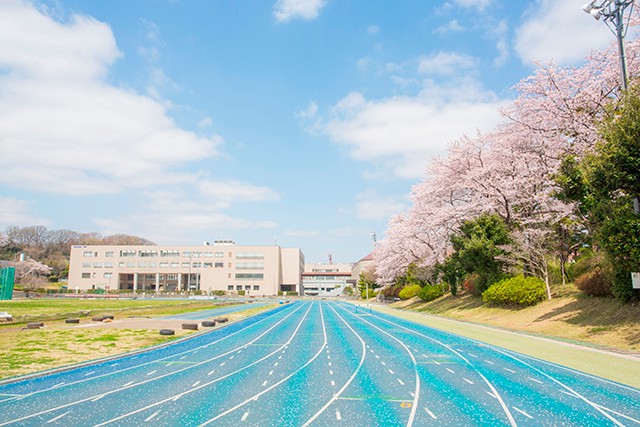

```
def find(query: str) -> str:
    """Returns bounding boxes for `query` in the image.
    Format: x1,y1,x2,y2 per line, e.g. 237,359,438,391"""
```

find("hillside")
391,284,640,353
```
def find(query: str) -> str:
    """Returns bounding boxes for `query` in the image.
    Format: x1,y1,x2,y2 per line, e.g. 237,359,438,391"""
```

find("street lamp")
582,0,635,90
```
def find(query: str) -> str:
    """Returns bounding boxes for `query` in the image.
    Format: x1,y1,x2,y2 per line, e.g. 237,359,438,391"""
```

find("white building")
302,262,353,296
68,241,304,295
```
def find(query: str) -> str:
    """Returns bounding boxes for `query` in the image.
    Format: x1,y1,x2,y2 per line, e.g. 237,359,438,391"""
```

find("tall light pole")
582,0,635,91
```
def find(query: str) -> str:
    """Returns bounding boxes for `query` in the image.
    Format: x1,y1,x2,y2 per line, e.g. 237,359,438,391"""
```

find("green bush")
237,290,246,296
360,289,378,299
213,290,226,296
418,284,446,302
399,284,422,300
574,268,612,297
482,275,546,307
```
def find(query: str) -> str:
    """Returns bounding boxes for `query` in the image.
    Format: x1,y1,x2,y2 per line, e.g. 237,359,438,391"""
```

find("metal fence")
0,267,15,300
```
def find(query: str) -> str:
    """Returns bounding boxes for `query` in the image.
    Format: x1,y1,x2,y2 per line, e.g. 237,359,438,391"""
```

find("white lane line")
274,362,279,367
422,354,429,358
47,411,71,424
512,406,534,419
388,369,395,374
560,389,577,398
268,370,274,375
278,356,282,360
397,378,405,386
123,381,134,387
331,380,335,386
1,303,309,427
329,370,334,375
262,381,268,387
328,362,332,366
504,368,516,374
83,371,95,377
433,360,441,365
375,354,380,359
381,361,386,366
336,410,342,420
220,362,226,367
463,378,474,385
52,382,66,388
90,395,105,402
144,411,160,422
468,353,478,358
146,370,157,376
424,407,437,420
594,403,640,425
208,370,215,376
486,391,497,399
529,377,543,384
485,360,495,365
241,412,249,421
192,381,201,387
410,392,415,397
180,355,187,360
230,356,235,360
446,368,455,374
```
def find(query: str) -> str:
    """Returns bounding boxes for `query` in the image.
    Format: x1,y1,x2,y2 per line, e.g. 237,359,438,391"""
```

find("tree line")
373,21,640,304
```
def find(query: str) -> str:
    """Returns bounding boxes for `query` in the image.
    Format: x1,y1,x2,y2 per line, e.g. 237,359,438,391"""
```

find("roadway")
0,300,637,426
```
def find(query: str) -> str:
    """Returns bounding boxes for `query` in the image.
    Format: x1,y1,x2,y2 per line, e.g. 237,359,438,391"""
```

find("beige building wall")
68,243,303,295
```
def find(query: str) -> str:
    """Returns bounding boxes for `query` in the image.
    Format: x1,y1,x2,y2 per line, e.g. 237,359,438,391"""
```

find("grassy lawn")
0,298,277,380
0,298,237,325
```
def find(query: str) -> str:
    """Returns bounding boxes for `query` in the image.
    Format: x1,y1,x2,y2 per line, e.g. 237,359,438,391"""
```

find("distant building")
351,252,374,284
68,241,304,295
302,262,353,296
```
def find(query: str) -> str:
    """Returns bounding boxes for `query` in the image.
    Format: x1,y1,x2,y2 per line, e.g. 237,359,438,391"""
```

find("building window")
215,252,224,258
253,285,260,291
137,261,146,268
83,251,95,257
82,262,91,268
119,262,125,268
181,262,190,268
245,285,251,291
193,262,202,268
120,250,136,257
236,252,264,259
203,252,213,257
236,285,243,290
139,250,158,258
160,262,169,268
105,262,113,268
104,272,113,279
148,262,157,268
215,262,223,268
228,273,231,279
81,273,91,279
235,273,264,281
105,252,114,257
182,252,191,258
93,262,102,268
126,262,135,268
236,262,264,270
204,263,212,268
227,285,233,290
170,262,179,268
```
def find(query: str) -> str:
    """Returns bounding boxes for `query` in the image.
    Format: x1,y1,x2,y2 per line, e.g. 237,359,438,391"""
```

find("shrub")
399,284,422,300
418,284,446,302
360,289,378,299
237,290,246,296
482,275,546,307
574,268,612,297
213,290,226,296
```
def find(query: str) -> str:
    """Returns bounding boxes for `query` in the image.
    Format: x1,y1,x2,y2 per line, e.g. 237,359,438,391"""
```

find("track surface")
0,301,637,426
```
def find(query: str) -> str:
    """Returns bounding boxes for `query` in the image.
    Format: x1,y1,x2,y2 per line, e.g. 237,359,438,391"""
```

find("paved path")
159,302,270,320
0,301,637,426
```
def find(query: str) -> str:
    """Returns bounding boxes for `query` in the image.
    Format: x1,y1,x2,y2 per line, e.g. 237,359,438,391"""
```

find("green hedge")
399,284,422,300
482,275,546,307
418,284,446,302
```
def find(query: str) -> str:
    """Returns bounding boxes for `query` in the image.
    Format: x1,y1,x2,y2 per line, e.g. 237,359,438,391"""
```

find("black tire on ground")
103,315,114,320
65,318,80,324
201,320,216,327
159,329,175,336
26,322,42,329
182,323,198,330
91,316,104,322
213,317,228,323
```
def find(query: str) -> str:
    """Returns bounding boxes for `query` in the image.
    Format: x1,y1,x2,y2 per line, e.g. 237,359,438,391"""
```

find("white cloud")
197,180,281,203
515,0,612,65
198,117,213,128
367,25,380,34
295,101,319,119
449,0,493,11
354,189,407,221
273,0,327,22
434,19,465,34
319,76,507,179
0,197,50,228
0,1,221,195
418,51,477,76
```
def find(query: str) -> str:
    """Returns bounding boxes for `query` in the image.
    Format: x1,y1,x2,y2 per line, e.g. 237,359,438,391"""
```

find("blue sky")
0,0,619,263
